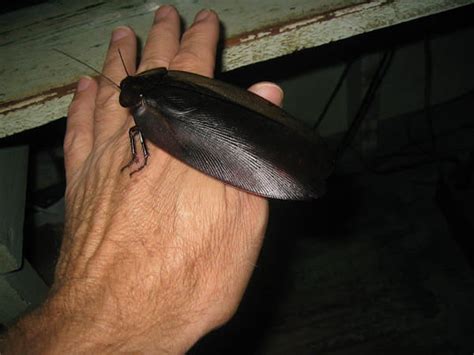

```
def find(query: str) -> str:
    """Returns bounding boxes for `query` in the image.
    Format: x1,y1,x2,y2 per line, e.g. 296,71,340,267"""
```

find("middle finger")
138,5,181,73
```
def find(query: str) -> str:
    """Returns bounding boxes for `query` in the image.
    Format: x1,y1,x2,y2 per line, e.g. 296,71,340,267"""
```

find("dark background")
1,2,473,354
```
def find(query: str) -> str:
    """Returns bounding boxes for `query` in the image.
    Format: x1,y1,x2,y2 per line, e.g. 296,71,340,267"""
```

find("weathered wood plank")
1,0,472,138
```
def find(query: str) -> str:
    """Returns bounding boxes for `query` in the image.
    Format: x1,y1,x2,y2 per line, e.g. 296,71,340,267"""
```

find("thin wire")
53,48,120,89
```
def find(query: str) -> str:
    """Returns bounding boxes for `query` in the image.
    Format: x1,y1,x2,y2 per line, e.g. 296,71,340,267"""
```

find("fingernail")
155,5,173,22
268,83,284,101
77,76,92,92
112,26,130,42
251,82,284,105
194,9,211,23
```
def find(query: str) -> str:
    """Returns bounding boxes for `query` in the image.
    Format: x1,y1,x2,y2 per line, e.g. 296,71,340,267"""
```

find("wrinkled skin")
3,6,284,354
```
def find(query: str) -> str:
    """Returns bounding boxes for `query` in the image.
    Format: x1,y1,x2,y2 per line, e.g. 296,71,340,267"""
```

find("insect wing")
133,74,332,199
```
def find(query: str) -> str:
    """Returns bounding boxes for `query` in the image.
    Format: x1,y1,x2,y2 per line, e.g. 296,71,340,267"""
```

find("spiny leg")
130,127,149,176
121,126,150,175
120,126,140,172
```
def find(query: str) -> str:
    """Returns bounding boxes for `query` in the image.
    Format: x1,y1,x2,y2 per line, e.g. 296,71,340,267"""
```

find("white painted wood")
0,0,472,137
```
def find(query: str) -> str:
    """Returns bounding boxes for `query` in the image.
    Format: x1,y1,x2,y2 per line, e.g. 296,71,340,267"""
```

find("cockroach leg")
121,126,150,175
129,129,150,176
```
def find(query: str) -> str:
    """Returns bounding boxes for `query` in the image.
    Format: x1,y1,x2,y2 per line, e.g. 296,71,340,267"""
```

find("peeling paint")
0,83,76,116
0,94,73,138
222,0,473,71
279,0,387,32
226,0,385,46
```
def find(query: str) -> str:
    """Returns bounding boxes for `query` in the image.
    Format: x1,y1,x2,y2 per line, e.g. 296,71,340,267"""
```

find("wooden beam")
1,0,472,138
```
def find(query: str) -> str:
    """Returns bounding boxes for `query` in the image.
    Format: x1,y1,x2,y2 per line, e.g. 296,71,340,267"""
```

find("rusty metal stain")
0,82,76,116
225,0,389,47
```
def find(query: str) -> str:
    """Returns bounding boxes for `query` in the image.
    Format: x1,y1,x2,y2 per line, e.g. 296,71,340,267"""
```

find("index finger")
94,27,137,143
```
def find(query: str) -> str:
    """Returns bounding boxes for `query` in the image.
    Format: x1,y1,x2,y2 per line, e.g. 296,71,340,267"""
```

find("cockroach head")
119,68,167,108
119,76,145,108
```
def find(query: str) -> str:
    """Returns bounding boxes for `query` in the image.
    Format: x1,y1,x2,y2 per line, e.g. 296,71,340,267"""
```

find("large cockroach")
57,50,333,200
119,68,333,200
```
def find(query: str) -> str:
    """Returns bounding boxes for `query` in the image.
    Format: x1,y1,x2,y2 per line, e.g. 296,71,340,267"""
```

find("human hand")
4,5,283,354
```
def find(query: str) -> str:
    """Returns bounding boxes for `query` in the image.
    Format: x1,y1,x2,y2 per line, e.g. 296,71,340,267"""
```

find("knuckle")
181,21,215,45
181,31,209,50
63,133,78,160
100,57,125,84
63,130,85,153
139,57,170,72
95,88,119,110
175,48,202,63
171,50,210,74
102,55,118,73
151,19,177,36
67,100,82,118
63,131,78,154
181,24,203,40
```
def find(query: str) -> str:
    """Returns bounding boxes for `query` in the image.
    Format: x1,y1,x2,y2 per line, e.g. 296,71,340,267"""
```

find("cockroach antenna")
118,48,130,77
53,48,121,90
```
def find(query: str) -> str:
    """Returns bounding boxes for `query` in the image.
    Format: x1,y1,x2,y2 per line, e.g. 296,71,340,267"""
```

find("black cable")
423,33,442,178
348,37,474,176
313,61,353,130
332,32,473,177
336,50,394,160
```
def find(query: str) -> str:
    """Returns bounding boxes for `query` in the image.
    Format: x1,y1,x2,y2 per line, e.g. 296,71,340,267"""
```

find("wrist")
2,293,199,354
2,298,121,354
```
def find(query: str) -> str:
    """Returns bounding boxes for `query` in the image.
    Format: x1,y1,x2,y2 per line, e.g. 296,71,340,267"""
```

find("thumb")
248,82,284,107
